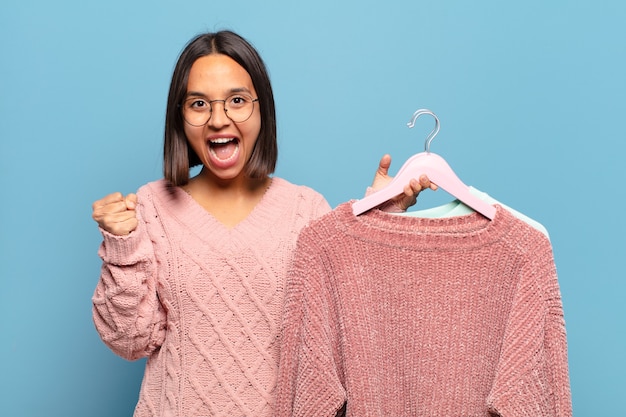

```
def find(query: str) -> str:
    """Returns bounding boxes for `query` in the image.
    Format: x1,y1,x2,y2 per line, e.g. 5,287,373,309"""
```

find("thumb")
125,193,138,210
377,154,392,176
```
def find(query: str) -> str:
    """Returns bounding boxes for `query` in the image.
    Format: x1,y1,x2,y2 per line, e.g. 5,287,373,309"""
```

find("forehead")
186,54,255,95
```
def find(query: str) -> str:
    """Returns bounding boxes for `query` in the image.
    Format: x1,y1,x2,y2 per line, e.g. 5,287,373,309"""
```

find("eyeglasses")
181,93,259,125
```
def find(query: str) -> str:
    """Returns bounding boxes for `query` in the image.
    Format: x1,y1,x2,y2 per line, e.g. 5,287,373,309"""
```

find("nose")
207,100,230,129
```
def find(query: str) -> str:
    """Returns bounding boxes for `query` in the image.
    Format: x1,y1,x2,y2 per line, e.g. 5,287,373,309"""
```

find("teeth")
210,137,235,144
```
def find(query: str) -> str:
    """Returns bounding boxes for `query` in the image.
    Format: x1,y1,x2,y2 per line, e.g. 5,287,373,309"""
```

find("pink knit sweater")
92,178,331,417
276,203,572,417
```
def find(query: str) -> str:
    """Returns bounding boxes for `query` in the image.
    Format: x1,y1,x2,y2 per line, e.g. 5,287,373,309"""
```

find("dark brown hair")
163,31,277,185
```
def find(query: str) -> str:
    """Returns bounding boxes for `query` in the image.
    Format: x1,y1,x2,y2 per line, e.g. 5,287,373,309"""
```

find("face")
183,54,261,182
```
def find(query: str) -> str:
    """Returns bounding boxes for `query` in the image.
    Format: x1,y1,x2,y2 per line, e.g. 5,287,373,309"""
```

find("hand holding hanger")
352,109,496,219
370,154,438,212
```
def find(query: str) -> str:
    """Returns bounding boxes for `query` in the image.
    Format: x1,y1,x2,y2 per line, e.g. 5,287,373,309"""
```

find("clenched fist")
92,192,138,236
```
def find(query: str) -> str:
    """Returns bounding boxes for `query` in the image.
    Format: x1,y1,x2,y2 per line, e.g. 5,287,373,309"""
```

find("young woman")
91,30,434,417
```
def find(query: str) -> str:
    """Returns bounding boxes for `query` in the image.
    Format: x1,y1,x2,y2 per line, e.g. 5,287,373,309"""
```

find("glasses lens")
182,94,256,126
224,94,255,123
182,98,209,126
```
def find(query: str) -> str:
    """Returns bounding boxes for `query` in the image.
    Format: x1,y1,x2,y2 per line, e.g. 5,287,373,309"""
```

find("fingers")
398,181,418,210
92,192,138,236
99,212,139,236
393,175,437,211
416,174,438,192
404,179,419,197
92,192,124,211
404,175,437,196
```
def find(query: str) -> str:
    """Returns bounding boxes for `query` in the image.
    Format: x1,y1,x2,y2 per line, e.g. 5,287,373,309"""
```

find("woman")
91,30,434,417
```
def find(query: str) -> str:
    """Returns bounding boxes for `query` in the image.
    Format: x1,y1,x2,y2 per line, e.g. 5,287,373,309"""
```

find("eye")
227,95,250,108
186,98,208,110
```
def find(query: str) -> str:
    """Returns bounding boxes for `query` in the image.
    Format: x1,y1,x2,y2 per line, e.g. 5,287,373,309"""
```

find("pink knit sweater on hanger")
276,202,572,417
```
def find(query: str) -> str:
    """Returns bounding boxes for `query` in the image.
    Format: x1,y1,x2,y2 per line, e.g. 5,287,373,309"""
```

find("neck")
192,167,268,194
182,168,271,228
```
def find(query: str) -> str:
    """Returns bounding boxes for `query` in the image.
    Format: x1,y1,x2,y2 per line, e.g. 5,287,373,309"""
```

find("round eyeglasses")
181,94,259,125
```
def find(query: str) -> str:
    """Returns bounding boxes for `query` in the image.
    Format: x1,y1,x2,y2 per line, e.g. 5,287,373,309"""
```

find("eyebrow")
185,87,253,98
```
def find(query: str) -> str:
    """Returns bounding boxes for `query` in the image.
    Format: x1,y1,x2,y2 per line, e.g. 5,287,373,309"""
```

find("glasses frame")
181,94,259,126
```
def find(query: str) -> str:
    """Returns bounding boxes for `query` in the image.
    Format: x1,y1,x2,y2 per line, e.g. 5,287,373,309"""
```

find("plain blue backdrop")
1,1,624,416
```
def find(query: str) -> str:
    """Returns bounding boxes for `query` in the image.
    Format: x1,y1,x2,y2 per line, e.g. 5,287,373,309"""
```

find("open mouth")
208,137,240,163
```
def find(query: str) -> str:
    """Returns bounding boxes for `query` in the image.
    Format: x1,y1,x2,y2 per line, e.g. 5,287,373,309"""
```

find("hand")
92,192,138,236
371,154,438,211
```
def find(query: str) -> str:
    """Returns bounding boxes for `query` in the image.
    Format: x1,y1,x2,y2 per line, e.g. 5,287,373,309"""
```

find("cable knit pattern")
276,202,572,417
92,177,331,417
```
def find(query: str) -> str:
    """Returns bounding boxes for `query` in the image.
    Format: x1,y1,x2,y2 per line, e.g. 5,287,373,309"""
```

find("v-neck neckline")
182,177,272,229
155,178,287,250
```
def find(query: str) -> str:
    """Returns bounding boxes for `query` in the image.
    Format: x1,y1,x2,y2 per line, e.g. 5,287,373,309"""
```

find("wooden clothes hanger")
351,109,496,219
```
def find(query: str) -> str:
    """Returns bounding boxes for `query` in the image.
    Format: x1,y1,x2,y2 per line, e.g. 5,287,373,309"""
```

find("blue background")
1,1,624,416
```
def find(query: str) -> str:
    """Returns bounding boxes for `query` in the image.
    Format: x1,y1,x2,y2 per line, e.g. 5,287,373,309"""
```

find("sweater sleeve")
276,225,346,417
486,238,572,417
91,196,167,361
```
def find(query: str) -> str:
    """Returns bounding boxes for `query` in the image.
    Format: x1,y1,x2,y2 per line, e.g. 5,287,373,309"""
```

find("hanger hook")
407,109,440,152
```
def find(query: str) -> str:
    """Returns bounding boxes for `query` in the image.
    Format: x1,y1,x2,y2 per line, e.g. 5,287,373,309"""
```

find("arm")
91,193,167,360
